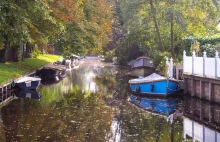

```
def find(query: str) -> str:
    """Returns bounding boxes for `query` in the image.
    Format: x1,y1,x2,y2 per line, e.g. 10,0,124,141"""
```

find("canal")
0,57,219,142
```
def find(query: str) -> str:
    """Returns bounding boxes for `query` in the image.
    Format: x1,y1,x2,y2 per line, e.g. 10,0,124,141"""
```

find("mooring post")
215,51,219,78
203,51,207,77
170,58,173,78
166,57,170,77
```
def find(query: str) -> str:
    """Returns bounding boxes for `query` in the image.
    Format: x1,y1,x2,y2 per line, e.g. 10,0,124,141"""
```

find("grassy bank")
0,54,62,85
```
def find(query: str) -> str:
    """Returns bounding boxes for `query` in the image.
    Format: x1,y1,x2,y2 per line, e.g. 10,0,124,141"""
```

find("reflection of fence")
183,50,220,78
183,96,220,142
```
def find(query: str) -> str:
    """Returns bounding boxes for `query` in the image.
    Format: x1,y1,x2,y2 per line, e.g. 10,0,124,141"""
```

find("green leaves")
115,0,220,65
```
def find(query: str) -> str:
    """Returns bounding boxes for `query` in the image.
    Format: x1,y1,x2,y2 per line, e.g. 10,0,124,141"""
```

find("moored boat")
36,65,66,82
128,56,154,77
129,73,180,96
15,76,41,90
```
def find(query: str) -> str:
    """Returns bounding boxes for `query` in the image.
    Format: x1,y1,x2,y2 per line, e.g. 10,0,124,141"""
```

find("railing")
183,50,220,78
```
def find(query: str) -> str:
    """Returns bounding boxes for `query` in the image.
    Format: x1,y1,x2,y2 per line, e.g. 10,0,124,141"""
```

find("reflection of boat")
18,90,41,100
128,56,154,77
15,76,41,90
129,73,179,96
129,95,177,117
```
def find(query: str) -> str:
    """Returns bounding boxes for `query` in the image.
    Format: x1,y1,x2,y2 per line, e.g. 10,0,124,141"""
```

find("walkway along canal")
0,56,219,141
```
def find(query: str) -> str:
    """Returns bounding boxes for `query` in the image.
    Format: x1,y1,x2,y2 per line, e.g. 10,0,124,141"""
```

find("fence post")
183,50,186,73
166,57,170,77
203,51,207,77
192,51,195,75
170,58,173,78
215,51,219,78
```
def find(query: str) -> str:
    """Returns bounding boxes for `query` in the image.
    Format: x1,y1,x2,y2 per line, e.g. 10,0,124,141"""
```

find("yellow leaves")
182,7,209,35
50,0,78,23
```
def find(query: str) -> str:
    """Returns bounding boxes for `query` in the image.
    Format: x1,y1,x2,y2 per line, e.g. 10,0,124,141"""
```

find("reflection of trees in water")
118,103,184,142
0,85,114,142
93,66,131,106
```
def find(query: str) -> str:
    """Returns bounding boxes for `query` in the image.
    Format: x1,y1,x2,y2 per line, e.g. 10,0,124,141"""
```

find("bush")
200,44,220,57
31,48,41,58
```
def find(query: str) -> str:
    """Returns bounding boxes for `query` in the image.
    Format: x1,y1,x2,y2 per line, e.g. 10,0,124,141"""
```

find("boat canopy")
132,56,153,68
129,73,166,84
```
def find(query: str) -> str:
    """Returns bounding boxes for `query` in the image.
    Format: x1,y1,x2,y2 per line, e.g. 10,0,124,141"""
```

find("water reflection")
0,65,219,142
129,95,178,117
17,90,41,100
183,96,220,142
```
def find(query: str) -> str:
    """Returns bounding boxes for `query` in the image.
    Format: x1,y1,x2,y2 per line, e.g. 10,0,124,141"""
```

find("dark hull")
128,67,154,77
16,80,41,90
36,68,60,82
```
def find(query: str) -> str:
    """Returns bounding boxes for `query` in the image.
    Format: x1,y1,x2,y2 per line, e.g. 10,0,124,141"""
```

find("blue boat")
129,73,179,96
18,90,41,100
15,76,41,90
129,95,177,116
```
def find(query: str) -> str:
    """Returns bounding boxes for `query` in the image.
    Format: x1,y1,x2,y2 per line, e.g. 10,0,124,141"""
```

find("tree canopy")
0,0,113,62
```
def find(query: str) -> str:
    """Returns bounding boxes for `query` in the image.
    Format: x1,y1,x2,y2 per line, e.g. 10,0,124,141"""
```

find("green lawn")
0,54,62,85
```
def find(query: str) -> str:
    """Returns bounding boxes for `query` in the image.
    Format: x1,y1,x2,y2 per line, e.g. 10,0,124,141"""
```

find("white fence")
183,50,220,78
166,57,173,78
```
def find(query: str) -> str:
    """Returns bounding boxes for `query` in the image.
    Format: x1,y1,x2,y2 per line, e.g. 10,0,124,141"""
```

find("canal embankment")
0,54,62,86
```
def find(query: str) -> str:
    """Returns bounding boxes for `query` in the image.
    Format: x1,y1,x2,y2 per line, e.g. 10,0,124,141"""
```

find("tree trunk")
12,47,19,62
170,0,175,57
0,35,9,63
0,49,6,63
26,42,31,58
149,0,165,52
171,9,174,56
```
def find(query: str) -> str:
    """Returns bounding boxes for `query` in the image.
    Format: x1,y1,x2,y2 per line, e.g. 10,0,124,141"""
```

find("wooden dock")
183,51,220,103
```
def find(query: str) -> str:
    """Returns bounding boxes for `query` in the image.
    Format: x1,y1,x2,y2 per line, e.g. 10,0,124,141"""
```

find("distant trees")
0,0,113,63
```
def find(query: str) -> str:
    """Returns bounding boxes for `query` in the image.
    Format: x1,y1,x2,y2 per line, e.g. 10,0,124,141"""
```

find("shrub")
31,48,41,58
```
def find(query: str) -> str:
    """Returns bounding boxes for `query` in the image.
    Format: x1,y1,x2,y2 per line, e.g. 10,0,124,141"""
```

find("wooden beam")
184,78,188,94
200,80,203,99
209,82,213,102
191,78,195,96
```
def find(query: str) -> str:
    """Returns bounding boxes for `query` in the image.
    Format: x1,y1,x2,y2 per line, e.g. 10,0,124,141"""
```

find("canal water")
0,59,219,142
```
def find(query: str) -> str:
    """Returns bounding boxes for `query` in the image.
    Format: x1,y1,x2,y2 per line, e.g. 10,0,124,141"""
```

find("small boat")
129,95,177,117
128,56,154,77
15,76,41,90
36,65,66,82
18,90,41,100
129,73,179,96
